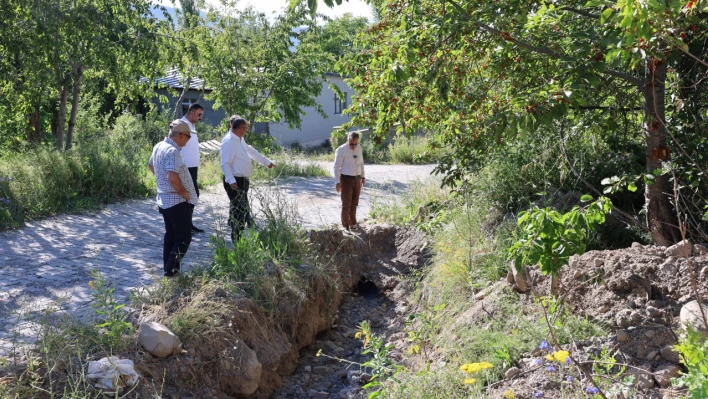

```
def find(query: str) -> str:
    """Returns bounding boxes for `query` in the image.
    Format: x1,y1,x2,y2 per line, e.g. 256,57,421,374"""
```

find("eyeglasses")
180,132,192,140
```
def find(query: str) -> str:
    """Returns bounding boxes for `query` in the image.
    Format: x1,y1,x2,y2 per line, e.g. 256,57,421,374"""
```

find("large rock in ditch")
138,322,182,358
220,340,262,396
654,364,680,388
680,300,708,335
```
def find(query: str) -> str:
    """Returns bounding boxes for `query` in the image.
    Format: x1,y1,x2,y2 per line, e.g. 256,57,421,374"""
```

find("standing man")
333,132,365,231
181,103,205,233
148,120,198,277
220,115,274,242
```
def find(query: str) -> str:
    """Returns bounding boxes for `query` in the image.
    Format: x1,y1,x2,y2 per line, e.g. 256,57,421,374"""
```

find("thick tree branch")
444,0,643,86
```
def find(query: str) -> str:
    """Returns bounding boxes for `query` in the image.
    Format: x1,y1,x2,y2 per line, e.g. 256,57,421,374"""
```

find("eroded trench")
269,225,429,399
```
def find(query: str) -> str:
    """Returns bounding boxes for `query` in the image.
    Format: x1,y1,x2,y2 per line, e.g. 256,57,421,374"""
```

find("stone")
694,244,708,256
313,392,329,399
660,345,681,364
312,366,332,376
646,307,662,318
511,262,531,293
617,331,629,342
475,290,487,300
574,271,583,280
654,364,680,387
645,330,656,339
680,300,708,334
138,322,181,358
598,305,610,313
660,258,678,274
219,340,262,396
347,369,361,384
504,367,521,379
646,351,658,361
304,365,312,373
616,309,641,329
664,240,693,259
628,364,654,390
594,258,605,268
86,356,139,390
632,242,644,250
506,270,515,284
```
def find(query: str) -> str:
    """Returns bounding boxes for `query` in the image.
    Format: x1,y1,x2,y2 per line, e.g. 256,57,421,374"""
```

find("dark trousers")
188,167,199,198
159,202,193,276
340,175,362,228
223,176,252,242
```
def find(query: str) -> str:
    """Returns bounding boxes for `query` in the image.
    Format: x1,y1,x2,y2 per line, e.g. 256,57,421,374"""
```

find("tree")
197,4,332,132
323,0,708,246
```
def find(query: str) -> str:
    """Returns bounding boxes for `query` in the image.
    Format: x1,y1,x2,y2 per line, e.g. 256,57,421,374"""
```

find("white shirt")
333,142,365,184
179,116,200,168
220,131,272,184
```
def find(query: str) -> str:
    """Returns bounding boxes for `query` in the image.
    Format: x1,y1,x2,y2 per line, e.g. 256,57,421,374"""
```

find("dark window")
181,99,196,117
334,92,347,114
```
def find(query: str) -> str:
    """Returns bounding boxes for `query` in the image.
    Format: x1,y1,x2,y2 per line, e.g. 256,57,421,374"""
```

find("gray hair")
347,131,360,141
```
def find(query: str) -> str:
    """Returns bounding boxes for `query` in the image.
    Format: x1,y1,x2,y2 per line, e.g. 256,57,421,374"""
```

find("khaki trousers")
340,175,362,228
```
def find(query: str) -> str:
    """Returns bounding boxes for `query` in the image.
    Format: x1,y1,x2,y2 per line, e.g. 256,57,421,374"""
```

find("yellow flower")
503,389,515,399
459,362,494,374
545,354,554,361
552,350,570,363
88,281,94,288
463,378,477,384
316,349,322,357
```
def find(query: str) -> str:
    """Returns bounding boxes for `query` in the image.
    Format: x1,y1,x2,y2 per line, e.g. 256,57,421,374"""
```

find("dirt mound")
131,224,429,398
491,242,708,398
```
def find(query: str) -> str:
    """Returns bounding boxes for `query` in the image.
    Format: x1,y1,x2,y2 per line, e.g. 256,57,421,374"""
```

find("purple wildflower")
532,358,543,366
546,365,557,372
586,386,600,395
565,357,571,364
539,341,551,350
534,391,544,398
0,198,9,204
566,375,574,382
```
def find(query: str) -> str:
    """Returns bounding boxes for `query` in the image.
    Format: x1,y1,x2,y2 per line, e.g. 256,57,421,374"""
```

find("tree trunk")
173,77,191,120
66,64,85,151
55,84,70,150
28,104,41,143
642,58,681,246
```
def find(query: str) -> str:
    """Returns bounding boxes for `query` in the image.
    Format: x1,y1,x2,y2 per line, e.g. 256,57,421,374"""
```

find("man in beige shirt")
333,132,365,231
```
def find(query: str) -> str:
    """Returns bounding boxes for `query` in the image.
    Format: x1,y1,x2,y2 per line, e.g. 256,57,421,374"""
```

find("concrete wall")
269,75,354,147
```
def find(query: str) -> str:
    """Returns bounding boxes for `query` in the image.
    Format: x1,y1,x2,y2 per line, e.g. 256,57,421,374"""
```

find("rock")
632,242,644,250
654,364,680,387
701,267,708,280
661,345,681,364
220,340,262,396
616,309,642,329
665,240,693,259
617,331,629,342
360,373,373,384
646,351,658,361
574,271,583,280
645,330,656,339
694,244,708,256
594,258,605,268
304,365,312,373
660,258,678,274
628,364,654,390
312,366,332,376
680,300,708,334
647,300,667,308
475,290,487,300
86,357,139,390
138,322,182,358
506,270,515,284
347,370,361,384
598,305,610,313
511,263,531,293
646,307,662,318
504,367,521,379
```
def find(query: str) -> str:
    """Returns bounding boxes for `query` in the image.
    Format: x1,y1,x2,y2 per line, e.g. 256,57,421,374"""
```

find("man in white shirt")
220,115,275,241
333,131,365,231
180,103,204,233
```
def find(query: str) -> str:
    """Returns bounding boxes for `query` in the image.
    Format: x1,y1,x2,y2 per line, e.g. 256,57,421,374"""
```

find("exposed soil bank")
132,224,429,398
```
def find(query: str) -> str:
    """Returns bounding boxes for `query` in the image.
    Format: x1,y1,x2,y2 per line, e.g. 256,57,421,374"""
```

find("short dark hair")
187,103,204,114
347,131,360,141
230,115,248,130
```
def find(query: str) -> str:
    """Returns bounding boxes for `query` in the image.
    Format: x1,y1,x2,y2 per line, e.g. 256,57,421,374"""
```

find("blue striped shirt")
149,137,198,209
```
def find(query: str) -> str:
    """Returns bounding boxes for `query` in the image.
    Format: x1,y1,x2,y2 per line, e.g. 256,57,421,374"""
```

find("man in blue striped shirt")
148,119,199,277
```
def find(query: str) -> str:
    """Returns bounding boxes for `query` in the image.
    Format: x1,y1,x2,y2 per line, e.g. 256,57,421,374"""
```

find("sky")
154,0,373,21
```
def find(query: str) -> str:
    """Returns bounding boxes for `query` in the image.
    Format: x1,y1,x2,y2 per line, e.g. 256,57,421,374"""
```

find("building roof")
154,68,211,91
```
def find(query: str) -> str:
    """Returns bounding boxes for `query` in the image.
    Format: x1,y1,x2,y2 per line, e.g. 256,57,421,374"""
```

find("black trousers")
188,167,199,198
159,202,193,276
223,176,252,242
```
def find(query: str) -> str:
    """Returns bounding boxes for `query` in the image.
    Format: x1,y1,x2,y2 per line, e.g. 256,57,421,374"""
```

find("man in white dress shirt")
333,131,365,231
220,115,275,241
180,103,204,233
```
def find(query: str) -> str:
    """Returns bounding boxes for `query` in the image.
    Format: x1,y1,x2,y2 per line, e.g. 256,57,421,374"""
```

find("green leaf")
627,182,637,192
600,7,614,24
580,194,593,202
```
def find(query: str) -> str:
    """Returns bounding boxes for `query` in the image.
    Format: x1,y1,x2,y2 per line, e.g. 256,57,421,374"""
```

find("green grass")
198,155,330,189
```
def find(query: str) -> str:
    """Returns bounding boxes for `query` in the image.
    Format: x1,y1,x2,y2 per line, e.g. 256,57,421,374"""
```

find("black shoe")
191,225,205,233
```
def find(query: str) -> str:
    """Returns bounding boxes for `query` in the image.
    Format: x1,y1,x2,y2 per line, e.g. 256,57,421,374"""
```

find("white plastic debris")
86,356,139,390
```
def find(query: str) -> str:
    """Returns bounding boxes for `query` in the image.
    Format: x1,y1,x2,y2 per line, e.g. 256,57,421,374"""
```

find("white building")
268,73,354,148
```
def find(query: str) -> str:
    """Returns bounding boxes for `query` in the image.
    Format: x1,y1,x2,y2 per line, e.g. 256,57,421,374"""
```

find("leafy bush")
675,328,708,397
